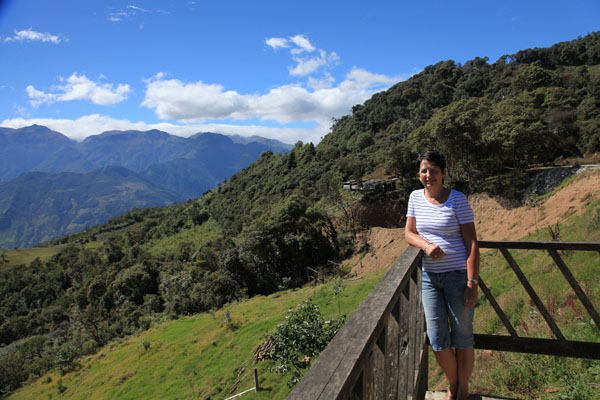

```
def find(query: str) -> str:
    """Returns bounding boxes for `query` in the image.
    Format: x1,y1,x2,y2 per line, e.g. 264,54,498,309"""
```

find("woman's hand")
425,243,446,260
464,283,478,309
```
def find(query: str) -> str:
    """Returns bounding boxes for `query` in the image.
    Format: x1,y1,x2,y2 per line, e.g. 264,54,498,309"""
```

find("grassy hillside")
8,270,386,400
8,179,599,400
0,246,59,269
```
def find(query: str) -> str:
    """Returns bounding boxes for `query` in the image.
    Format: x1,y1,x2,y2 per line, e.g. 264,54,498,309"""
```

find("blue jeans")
422,269,474,351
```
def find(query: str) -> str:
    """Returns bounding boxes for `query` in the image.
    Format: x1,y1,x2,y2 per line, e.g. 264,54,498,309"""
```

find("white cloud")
266,34,339,77
290,49,340,77
4,65,411,146
141,67,406,128
127,5,151,13
2,28,64,43
265,37,289,50
109,4,153,21
342,67,404,90
0,115,326,145
141,76,249,121
26,73,131,107
289,35,315,54
307,73,335,90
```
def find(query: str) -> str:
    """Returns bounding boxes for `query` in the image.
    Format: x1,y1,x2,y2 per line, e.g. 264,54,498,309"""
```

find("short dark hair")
417,150,446,171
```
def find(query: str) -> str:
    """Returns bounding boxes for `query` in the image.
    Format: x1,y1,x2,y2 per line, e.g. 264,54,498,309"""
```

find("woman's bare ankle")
456,383,469,400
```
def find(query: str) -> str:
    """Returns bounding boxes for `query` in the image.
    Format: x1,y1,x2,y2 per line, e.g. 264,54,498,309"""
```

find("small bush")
138,316,153,331
588,206,600,232
57,379,66,394
268,299,345,387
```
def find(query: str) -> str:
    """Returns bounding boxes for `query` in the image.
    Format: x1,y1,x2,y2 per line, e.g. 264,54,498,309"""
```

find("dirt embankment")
343,170,600,276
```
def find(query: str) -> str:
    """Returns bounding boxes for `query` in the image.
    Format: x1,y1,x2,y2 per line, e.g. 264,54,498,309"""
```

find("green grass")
142,218,222,259
0,246,60,269
8,269,386,400
588,64,600,79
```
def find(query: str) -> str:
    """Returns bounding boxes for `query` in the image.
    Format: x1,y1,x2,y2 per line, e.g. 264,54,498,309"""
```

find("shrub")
138,316,153,331
269,299,345,387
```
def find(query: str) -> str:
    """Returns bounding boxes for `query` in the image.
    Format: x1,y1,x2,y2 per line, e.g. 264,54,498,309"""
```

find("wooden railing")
474,241,600,359
288,241,600,399
288,246,427,400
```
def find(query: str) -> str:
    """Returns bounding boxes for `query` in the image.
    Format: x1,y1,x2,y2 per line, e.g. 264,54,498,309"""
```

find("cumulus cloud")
26,73,131,107
2,28,64,43
141,76,248,121
141,67,406,128
307,73,335,90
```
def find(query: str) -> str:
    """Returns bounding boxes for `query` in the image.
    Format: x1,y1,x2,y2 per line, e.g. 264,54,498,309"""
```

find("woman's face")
419,159,446,189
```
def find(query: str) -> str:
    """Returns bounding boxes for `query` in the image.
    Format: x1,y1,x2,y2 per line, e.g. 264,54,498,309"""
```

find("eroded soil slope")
344,170,600,276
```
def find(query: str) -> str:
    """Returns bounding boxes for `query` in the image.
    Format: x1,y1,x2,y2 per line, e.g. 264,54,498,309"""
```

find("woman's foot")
443,391,456,400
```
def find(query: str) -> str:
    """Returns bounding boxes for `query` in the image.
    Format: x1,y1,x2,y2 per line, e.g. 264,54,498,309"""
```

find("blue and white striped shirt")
406,189,474,273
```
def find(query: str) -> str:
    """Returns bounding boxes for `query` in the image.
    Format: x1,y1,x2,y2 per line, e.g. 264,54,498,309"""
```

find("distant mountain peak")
228,134,292,151
1,124,72,141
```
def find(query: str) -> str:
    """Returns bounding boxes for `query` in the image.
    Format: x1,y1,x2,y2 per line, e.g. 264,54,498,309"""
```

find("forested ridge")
1,32,600,395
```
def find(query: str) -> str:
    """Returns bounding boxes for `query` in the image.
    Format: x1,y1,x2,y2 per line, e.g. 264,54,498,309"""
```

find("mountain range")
0,125,291,249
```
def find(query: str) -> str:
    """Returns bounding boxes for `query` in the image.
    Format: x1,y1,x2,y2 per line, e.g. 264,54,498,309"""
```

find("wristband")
467,279,478,285
423,243,432,252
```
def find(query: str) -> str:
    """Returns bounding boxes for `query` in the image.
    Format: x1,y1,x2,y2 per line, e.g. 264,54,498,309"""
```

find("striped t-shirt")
406,189,474,273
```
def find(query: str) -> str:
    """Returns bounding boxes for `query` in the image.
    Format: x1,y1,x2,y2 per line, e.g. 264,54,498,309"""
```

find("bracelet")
467,279,479,285
423,243,432,252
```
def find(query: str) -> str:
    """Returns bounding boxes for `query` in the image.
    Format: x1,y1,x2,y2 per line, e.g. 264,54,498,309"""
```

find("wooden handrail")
289,241,600,399
289,246,427,400
478,240,600,251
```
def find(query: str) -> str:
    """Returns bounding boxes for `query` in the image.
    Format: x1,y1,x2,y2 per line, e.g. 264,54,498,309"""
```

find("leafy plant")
332,275,345,314
269,299,345,387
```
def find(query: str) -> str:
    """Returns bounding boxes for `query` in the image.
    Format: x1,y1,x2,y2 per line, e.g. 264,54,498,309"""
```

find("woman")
404,150,479,400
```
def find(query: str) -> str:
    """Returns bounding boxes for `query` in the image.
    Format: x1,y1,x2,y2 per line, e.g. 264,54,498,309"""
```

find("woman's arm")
461,222,479,308
405,217,445,259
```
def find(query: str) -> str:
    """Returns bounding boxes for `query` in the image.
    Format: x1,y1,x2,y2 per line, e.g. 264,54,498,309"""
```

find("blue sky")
0,0,598,144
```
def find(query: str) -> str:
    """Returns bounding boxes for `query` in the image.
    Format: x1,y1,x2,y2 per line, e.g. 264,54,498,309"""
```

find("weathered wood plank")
479,241,600,251
384,302,400,399
373,331,385,400
352,372,363,400
413,266,425,398
474,334,600,359
478,277,519,338
364,348,375,400
414,331,429,400
406,267,418,399
547,249,600,329
499,248,567,343
397,276,411,400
